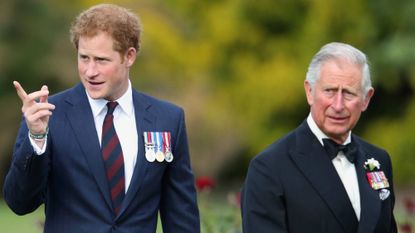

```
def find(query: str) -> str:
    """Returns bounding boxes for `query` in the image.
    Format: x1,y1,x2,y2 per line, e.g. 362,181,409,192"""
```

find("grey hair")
305,42,372,95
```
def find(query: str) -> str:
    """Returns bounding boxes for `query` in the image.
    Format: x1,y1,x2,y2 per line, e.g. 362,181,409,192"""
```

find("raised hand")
13,81,56,137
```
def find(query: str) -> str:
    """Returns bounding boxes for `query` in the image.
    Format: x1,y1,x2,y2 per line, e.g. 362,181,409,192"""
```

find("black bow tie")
323,138,357,163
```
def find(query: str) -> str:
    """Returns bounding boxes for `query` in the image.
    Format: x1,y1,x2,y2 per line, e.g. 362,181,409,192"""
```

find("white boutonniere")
364,158,380,171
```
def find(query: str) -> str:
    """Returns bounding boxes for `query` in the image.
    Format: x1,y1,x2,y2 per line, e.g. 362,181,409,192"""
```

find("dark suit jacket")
4,83,200,233
242,120,397,233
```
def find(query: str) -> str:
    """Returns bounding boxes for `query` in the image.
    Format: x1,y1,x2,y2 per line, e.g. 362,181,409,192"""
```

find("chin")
324,124,349,133
86,90,104,100
329,130,350,138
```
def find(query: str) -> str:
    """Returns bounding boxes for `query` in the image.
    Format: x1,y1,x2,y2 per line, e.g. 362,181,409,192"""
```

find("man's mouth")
88,80,104,85
328,115,348,122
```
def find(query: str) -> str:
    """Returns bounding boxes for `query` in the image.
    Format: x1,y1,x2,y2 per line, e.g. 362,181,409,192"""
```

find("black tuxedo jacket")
242,120,397,233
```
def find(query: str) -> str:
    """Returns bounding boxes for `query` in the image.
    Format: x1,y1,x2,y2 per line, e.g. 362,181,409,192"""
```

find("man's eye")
343,92,355,100
96,58,108,62
324,89,335,94
323,89,337,97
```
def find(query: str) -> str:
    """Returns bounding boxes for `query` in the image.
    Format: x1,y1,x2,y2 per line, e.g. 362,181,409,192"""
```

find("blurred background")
1,0,414,232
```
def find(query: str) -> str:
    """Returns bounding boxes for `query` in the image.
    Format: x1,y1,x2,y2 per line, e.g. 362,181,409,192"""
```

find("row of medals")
145,145,173,163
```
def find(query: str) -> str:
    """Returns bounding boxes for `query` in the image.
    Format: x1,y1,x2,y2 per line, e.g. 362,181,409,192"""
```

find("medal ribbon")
163,132,171,153
143,132,150,146
156,132,162,153
151,132,157,154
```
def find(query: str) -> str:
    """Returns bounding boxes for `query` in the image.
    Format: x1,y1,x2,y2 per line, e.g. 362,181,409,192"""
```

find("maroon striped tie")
101,101,125,214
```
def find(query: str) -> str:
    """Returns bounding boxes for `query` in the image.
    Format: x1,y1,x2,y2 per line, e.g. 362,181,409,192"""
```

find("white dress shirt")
307,114,361,220
31,80,138,193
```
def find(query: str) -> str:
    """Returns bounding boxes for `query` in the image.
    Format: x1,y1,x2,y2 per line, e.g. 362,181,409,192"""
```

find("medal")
366,171,390,190
156,151,165,162
163,132,174,162
144,132,156,162
155,132,165,162
145,150,156,162
165,151,174,162
144,131,174,163
379,188,390,200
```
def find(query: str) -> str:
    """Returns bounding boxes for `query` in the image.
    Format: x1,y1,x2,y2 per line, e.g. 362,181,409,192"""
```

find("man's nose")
332,91,345,112
85,62,99,77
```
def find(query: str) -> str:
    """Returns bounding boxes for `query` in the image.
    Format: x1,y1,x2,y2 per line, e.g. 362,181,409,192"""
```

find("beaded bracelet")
29,127,49,140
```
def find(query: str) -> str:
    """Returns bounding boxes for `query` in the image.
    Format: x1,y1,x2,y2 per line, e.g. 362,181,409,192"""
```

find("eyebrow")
326,85,359,94
78,53,110,60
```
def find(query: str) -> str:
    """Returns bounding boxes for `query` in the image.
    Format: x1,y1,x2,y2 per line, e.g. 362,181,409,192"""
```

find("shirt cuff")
28,132,47,155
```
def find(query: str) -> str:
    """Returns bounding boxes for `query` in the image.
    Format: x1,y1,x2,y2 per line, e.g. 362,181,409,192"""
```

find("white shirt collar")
86,80,134,118
306,113,351,146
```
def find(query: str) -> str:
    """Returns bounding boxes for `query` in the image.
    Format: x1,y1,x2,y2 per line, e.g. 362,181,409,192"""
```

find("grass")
1,190,412,233
0,191,242,233
0,201,44,233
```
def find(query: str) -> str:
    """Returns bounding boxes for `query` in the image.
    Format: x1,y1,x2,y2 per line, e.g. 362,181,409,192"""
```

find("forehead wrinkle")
319,60,362,90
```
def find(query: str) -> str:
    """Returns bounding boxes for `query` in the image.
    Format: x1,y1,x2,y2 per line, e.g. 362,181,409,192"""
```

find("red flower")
404,197,415,215
195,176,215,192
400,223,412,233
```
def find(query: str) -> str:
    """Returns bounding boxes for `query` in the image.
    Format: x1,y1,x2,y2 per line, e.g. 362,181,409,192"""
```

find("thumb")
39,85,49,103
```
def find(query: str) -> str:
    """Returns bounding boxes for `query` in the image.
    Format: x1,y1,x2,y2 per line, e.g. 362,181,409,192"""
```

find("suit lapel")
64,84,112,210
289,121,358,233
117,90,156,217
354,139,381,233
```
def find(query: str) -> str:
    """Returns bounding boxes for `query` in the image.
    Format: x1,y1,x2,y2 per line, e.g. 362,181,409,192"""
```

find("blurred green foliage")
1,0,415,195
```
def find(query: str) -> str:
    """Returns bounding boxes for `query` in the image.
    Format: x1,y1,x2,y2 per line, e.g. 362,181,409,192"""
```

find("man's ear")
124,47,137,67
361,87,374,111
304,80,314,106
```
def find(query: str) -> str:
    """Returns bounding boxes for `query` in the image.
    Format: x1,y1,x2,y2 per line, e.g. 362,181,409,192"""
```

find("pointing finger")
13,81,28,101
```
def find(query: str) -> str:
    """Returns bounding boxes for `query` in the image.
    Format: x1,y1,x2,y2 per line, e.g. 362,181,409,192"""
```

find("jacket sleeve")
242,156,288,233
159,109,200,233
384,152,398,233
3,119,51,215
